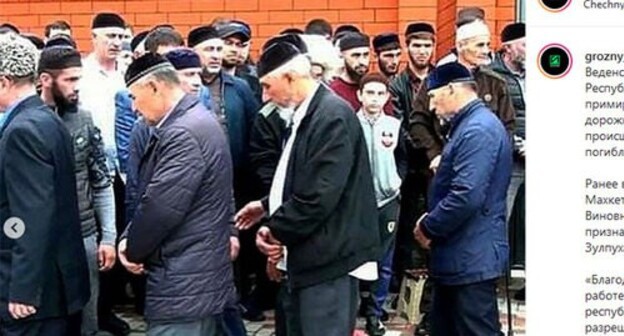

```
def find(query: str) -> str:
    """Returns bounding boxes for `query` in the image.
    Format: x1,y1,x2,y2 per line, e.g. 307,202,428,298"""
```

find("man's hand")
429,155,441,173
230,236,240,261
413,213,431,250
266,261,282,283
414,225,431,250
235,201,266,230
8,303,36,320
118,239,145,275
256,227,283,264
98,244,117,271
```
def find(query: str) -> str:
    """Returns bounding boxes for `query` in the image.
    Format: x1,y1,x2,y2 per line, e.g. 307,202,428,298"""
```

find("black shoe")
413,314,431,336
365,316,386,336
514,287,526,301
99,313,130,336
240,304,266,322
380,309,389,322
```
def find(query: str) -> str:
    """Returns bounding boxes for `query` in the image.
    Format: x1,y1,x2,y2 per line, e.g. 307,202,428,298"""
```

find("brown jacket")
408,65,515,168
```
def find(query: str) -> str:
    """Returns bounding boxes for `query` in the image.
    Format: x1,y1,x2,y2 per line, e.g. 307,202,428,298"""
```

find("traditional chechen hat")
405,22,435,38
338,32,370,52
457,7,485,27
335,24,360,36
22,34,44,50
125,53,175,87
44,34,77,49
426,62,475,91
373,33,400,53
501,22,525,44
257,42,302,79
92,13,125,30
187,25,220,48
280,28,304,35
131,31,149,52
263,34,308,54
164,49,202,70
38,46,82,72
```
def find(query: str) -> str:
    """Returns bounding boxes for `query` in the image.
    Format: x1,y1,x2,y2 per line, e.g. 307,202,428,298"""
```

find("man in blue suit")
0,33,90,335
414,62,512,336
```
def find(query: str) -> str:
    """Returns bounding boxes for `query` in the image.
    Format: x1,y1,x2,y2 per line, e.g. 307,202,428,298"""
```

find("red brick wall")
0,0,516,59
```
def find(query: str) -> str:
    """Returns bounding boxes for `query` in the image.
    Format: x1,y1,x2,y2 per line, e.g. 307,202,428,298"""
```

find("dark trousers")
362,199,399,318
219,305,247,336
431,279,503,336
99,174,146,319
276,274,359,336
0,313,81,336
147,315,222,336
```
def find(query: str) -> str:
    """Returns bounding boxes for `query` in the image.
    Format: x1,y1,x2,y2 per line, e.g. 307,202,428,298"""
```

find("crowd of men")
0,7,525,336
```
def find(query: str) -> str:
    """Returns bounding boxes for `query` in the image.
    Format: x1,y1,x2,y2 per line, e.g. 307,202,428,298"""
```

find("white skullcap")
456,19,490,42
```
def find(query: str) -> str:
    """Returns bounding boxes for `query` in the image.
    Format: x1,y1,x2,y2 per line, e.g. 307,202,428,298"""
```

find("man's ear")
356,89,364,103
39,72,53,88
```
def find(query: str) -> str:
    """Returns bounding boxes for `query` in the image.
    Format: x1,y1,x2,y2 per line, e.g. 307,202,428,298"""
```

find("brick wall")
0,0,516,59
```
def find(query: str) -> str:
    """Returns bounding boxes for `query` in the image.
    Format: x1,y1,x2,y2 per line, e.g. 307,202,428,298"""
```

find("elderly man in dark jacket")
414,63,512,336
117,53,236,335
0,33,90,335
236,42,379,336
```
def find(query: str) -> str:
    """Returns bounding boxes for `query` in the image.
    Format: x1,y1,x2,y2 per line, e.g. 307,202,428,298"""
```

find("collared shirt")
0,93,36,130
79,54,126,172
155,95,184,129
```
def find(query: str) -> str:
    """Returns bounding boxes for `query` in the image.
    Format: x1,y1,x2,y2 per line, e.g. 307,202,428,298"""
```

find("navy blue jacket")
200,72,259,171
115,90,138,174
125,94,236,323
0,95,90,321
421,99,512,286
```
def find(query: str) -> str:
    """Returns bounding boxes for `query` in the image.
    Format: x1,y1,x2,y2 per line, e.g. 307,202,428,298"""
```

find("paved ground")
103,292,525,336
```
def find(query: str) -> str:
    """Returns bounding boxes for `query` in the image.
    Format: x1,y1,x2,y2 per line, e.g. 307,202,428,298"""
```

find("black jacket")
0,95,90,321
125,94,236,323
409,64,515,169
266,85,380,289
249,103,286,194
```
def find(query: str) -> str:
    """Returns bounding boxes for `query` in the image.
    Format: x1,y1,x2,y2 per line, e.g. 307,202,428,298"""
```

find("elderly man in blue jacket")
413,62,512,336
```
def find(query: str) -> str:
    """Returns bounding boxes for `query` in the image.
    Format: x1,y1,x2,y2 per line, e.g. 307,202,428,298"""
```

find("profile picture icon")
539,0,572,12
538,44,572,79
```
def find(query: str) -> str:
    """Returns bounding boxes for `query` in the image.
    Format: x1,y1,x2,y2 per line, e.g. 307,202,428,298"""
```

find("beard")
222,57,238,69
51,82,78,111
345,63,368,82
380,61,398,76
409,54,430,70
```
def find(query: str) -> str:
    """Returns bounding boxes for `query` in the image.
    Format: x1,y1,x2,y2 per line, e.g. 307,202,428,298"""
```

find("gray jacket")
357,111,407,208
59,105,116,244
124,94,236,323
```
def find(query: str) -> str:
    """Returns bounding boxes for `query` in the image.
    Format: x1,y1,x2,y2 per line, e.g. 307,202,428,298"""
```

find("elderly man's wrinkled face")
260,73,294,109
428,85,455,118
459,35,491,67
93,28,125,61
129,79,168,125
